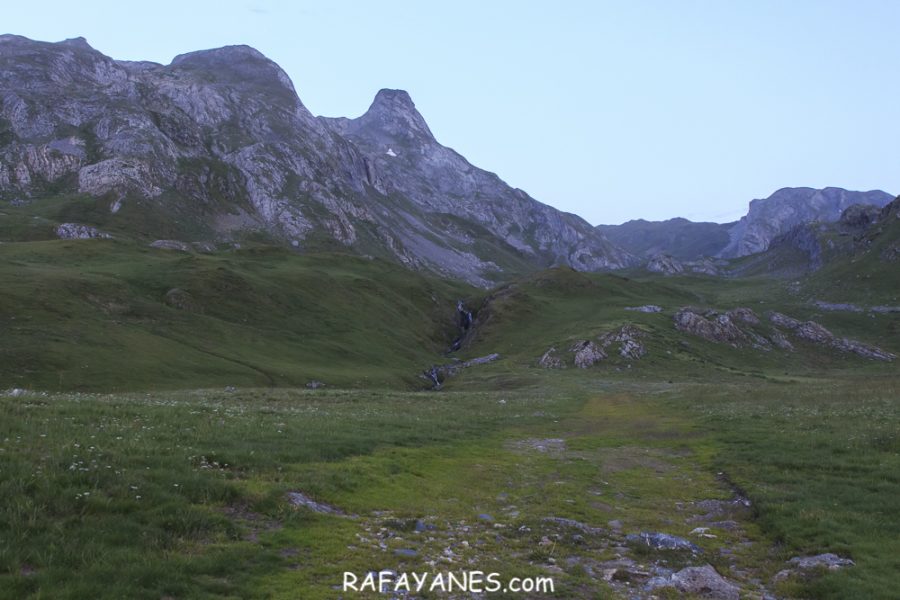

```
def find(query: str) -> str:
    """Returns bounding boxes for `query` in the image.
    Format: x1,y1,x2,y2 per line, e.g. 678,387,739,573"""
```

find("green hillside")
451,268,898,386
0,237,471,392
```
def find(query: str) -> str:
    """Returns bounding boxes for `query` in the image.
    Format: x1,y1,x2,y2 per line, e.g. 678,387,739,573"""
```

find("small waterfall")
450,300,474,352
424,365,442,390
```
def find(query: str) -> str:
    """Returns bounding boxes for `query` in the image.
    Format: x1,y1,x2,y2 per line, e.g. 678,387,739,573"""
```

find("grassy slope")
722,200,900,304
455,268,899,381
802,206,900,304
676,376,900,599
0,238,471,391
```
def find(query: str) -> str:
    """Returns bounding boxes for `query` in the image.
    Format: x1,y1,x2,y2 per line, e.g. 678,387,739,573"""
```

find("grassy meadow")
1,372,897,598
1,213,898,598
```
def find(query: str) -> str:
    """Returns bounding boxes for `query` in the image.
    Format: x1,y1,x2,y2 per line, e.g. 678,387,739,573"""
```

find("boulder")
670,565,740,600
538,347,563,369
570,340,606,368
789,553,855,571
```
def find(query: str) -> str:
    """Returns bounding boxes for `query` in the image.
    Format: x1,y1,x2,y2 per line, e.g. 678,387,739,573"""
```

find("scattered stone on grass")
542,517,605,536
286,491,347,516
625,305,663,313
788,553,855,570
509,438,566,455
626,531,701,553
149,239,192,252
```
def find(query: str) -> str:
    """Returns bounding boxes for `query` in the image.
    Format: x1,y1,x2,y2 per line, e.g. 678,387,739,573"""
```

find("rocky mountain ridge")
599,187,893,263
719,186,894,258
0,35,633,286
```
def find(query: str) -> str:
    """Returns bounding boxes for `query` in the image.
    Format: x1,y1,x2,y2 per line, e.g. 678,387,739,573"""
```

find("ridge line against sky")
4,0,899,225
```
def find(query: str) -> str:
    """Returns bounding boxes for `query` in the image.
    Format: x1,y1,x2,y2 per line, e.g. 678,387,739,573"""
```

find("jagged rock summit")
0,35,634,285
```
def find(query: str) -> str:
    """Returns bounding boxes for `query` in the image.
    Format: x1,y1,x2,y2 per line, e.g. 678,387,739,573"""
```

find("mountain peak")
171,44,268,66
59,36,94,50
168,44,298,99
358,88,434,141
371,88,416,110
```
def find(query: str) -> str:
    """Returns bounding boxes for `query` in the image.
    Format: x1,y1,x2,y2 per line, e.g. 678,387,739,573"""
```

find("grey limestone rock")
570,340,606,368
667,565,740,600
55,222,110,239
149,240,192,252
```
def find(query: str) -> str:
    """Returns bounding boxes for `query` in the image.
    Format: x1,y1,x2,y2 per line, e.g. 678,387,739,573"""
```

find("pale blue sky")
5,1,898,224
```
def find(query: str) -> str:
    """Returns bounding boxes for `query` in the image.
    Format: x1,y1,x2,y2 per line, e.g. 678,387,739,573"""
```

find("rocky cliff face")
319,90,632,276
718,187,893,258
0,35,633,285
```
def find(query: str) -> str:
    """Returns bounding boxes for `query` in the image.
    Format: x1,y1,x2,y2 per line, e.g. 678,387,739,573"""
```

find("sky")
4,0,899,225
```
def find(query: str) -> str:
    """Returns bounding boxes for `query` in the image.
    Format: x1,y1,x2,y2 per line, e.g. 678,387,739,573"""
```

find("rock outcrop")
674,306,894,361
540,325,648,368
571,341,606,368
55,222,111,240
598,325,647,359
647,254,685,275
538,347,563,369
674,308,747,347
646,253,722,276
767,312,895,360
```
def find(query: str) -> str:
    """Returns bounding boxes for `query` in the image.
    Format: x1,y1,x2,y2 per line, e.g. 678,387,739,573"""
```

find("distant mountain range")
0,35,632,286
0,35,894,285
599,187,893,263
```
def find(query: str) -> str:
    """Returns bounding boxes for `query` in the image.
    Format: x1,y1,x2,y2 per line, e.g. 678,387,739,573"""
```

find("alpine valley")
1,36,898,600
